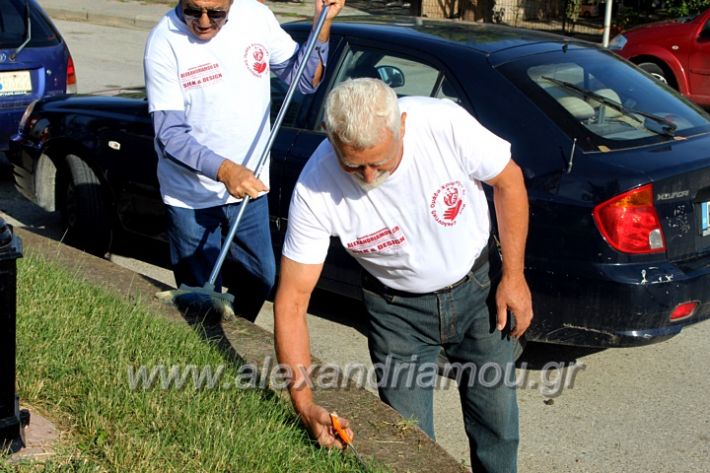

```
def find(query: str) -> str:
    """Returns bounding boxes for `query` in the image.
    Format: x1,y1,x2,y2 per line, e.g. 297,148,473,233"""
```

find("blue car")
0,0,75,151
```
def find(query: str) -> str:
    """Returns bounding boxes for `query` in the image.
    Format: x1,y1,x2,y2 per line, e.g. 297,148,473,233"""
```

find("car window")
0,0,61,48
499,48,710,150
270,73,307,127
701,17,710,37
315,46,463,127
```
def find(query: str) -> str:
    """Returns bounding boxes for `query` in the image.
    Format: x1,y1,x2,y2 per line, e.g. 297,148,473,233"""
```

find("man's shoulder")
296,139,344,191
399,96,464,116
147,10,182,44
232,0,274,15
228,0,278,28
399,96,481,138
299,139,335,178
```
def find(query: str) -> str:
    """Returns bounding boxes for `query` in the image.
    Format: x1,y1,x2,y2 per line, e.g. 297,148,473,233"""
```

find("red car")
610,7,710,107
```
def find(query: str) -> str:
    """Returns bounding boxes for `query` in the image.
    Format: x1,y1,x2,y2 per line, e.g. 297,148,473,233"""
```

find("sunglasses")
182,6,229,21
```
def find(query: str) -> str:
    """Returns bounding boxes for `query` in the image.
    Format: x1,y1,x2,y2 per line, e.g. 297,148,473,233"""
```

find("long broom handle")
208,4,330,286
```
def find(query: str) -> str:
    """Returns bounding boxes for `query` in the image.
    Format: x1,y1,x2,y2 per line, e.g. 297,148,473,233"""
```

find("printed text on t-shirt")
346,226,407,254
181,62,223,90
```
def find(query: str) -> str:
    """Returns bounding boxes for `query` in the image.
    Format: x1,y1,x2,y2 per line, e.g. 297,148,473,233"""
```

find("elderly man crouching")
274,78,533,473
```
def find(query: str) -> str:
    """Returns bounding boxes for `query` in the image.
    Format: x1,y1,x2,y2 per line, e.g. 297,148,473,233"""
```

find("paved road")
2,18,710,473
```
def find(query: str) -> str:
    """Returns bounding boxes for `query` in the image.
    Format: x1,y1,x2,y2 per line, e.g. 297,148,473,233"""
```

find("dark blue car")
8,18,710,347
0,0,75,151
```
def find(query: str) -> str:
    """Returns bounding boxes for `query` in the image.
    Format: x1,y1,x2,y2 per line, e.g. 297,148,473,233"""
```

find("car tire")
60,154,112,256
638,62,669,86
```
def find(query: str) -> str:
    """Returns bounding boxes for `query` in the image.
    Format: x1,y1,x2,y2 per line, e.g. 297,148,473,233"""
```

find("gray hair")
323,78,400,149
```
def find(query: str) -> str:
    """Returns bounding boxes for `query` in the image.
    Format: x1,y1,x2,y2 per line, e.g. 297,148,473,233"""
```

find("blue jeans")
165,196,276,322
362,261,519,473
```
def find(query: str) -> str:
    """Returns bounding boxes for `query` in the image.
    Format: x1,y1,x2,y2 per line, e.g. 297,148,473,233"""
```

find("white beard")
353,170,391,192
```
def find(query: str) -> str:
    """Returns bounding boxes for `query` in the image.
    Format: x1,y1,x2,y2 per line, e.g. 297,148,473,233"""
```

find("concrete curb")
43,8,161,30
16,228,468,473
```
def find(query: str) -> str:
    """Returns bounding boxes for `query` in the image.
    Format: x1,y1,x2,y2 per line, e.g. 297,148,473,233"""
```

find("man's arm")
151,111,267,199
274,256,352,448
486,159,533,337
309,0,342,85
270,0,343,89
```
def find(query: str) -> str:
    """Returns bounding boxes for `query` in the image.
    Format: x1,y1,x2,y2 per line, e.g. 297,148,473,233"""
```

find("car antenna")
567,137,577,174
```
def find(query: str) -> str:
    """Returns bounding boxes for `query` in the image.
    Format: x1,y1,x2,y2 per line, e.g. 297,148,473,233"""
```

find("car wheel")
60,154,112,256
638,62,669,85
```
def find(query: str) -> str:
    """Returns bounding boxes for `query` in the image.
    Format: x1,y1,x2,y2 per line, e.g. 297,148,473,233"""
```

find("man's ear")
400,112,407,138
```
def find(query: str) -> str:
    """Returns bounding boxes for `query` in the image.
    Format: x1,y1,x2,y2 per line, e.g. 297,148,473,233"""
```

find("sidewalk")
37,0,406,30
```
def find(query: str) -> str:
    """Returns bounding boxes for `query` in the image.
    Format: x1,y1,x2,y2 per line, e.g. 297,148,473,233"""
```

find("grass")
1,255,386,472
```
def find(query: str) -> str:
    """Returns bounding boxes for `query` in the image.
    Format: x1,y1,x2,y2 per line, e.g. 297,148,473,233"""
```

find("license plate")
702,201,710,237
0,70,32,97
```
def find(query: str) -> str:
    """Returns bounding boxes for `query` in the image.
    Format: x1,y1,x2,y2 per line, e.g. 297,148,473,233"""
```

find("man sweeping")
144,0,343,321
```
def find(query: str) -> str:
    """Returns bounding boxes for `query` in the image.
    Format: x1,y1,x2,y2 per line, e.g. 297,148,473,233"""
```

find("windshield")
497,48,710,151
0,0,60,49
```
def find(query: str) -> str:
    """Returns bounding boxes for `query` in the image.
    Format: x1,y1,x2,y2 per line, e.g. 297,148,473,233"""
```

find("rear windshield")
497,47,710,151
0,0,61,49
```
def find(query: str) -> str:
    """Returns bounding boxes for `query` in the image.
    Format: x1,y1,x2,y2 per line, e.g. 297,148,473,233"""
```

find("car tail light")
593,184,666,254
66,55,77,94
670,301,698,321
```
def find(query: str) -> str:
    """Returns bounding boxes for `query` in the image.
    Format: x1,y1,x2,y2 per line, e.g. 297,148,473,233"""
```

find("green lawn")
2,255,383,472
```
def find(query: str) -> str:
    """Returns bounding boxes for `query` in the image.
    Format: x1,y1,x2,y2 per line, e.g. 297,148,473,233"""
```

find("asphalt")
37,0,414,30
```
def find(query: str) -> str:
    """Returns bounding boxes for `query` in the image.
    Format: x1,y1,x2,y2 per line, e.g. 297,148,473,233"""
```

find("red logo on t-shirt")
244,44,269,77
430,181,466,226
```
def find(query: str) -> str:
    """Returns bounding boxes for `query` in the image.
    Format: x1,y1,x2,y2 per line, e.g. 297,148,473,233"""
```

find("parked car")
0,0,76,151
610,7,710,108
9,18,710,348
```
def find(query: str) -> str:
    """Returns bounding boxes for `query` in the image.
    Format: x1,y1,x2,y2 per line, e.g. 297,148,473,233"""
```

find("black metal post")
0,219,29,452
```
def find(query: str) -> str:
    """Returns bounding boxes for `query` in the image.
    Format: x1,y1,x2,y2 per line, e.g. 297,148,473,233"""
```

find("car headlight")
18,100,38,132
608,34,627,50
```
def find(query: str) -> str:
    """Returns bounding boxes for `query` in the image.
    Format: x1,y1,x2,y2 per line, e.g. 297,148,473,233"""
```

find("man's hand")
216,160,267,199
313,0,344,43
298,403,353,450
315,0,345,25
496,272,533,338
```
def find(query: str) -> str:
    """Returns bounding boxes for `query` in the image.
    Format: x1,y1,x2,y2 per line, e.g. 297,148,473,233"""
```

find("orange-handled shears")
330,412,368,470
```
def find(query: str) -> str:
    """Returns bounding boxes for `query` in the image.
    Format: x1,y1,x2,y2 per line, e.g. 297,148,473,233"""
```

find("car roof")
285,16,587,58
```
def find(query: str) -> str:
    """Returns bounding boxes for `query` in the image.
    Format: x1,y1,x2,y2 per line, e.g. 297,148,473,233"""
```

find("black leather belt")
362,248,489,298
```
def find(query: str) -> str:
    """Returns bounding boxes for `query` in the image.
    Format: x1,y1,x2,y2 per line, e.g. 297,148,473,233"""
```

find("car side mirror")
376,65,405,88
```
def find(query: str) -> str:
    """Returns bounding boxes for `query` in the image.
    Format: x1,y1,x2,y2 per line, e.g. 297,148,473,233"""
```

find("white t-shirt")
144,0,297,209
283,96,511,293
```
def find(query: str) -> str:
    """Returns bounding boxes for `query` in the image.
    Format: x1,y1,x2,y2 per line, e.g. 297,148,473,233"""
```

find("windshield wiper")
542,76,678,137
10,0,32,61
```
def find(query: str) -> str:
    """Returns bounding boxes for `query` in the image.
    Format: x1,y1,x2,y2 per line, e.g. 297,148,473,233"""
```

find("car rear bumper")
526,259,710,347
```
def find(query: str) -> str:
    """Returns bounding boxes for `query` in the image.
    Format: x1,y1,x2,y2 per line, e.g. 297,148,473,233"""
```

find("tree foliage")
664,0,708,17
